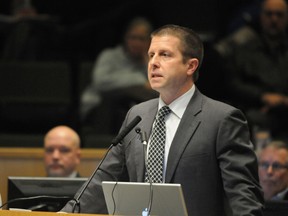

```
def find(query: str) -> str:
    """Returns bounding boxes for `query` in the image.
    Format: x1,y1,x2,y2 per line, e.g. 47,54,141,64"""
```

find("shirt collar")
272,187,288,200
158,85,195,119
68,171,78,178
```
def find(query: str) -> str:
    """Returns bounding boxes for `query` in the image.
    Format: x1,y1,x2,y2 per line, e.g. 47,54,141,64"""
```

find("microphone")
71,115,142,213
111,116,142,145
135,129,153,216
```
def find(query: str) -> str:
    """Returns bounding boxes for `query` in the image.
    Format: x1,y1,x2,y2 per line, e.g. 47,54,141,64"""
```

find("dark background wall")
0,0,259,147
0,0,244,58
0,0,258,61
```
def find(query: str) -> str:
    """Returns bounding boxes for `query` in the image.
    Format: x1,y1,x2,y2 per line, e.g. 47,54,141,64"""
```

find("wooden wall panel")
0,148,106,205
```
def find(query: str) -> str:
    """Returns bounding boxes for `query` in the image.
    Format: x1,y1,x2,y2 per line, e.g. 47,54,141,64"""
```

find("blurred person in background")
226,0,288,141
258,140,288,200
0,0,60,60
80,17,158,134
44,125,81,177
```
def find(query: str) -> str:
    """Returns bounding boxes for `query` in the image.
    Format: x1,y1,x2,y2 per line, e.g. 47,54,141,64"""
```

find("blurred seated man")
227,0,288,139
44,125,81,177
0,0,59,60
258,140,288,200
81,17,158,134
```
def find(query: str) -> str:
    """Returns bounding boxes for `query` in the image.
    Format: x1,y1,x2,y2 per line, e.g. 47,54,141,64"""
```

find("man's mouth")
151,73,162,78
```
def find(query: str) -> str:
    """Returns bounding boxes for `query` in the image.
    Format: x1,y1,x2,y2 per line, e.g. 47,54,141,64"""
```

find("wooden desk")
0,210,108,216
0,148,107,204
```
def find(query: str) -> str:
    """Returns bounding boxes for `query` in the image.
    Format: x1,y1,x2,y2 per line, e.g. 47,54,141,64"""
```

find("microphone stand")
72,144,114,213
72,115,142,213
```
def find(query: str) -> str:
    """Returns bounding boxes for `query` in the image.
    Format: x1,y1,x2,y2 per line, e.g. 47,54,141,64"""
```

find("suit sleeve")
216,108,264,216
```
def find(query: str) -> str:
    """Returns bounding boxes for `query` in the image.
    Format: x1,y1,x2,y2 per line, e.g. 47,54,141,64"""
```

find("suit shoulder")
202,95,243,116
132,98,158,111
125,98,158,118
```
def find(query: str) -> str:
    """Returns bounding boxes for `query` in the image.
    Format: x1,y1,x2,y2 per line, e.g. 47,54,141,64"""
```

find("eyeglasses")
259,162,288,171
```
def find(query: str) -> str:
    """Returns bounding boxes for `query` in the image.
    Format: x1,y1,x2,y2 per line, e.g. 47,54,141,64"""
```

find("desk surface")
0,210,108,216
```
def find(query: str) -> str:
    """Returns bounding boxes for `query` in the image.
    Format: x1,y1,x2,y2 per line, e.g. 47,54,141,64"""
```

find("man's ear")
187,58,199,76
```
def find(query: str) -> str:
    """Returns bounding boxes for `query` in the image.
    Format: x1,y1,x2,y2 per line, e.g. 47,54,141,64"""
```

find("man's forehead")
45,136,75,147
261,147,288,160
150,35,180,48
263,0,288,11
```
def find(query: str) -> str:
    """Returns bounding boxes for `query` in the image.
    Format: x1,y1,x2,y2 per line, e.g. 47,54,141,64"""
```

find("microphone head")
111,116,142,145
135,127,141,133
140,131,148,144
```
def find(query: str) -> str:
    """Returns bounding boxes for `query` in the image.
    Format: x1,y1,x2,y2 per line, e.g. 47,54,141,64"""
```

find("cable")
0,195,74,210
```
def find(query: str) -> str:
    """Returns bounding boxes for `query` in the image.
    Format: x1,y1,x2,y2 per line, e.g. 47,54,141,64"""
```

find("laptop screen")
102,181,188,216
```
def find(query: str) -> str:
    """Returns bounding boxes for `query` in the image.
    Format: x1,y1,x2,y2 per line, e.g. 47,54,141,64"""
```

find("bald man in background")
44,125,81,177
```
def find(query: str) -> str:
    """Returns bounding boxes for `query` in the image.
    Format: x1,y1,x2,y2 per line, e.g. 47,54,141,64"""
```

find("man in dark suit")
61,25,264,215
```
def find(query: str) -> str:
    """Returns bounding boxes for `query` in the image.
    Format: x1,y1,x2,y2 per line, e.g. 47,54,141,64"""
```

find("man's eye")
148,53,153,59
59,147,71,153
259,161,288,170
259,162,269,169
45,148,54,153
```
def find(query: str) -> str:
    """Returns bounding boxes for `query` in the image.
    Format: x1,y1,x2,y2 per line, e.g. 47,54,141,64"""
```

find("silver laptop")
102,181,188,216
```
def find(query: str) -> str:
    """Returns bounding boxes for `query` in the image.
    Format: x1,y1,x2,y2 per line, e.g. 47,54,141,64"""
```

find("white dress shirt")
147,85,195,182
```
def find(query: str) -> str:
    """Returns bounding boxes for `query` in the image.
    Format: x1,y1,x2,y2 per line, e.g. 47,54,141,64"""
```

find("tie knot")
157,106,171,120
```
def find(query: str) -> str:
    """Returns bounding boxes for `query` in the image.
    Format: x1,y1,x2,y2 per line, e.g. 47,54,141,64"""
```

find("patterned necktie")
145,106,171,183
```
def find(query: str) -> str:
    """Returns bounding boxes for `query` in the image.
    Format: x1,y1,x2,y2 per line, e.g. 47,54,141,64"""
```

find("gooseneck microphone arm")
72,144,113,213
71,116,142,213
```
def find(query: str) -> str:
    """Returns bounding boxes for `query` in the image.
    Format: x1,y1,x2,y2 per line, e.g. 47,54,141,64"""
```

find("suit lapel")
165,88,203,182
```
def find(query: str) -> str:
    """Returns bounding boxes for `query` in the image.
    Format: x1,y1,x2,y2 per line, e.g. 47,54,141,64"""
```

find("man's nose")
266,164,274,174
52,150,61,158
149,55,160,67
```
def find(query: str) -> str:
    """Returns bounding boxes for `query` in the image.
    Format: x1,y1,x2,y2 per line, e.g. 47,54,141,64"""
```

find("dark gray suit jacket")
62,88,264,215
